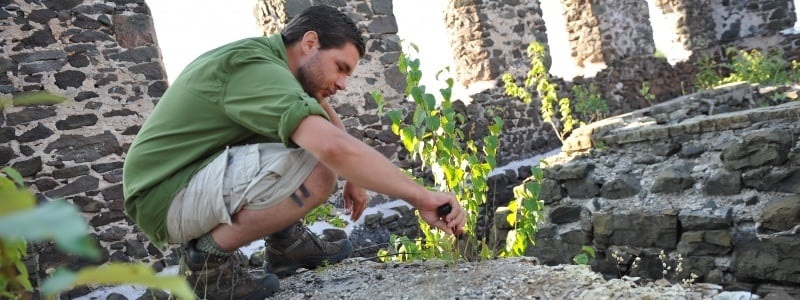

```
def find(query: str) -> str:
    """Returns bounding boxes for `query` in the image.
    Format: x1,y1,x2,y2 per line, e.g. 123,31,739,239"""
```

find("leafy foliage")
304,203,346,228
374,43,544,262
640,81,657,106
1,169,193,298
573,245,596,265
695,47,800,90
502,42,580,142
571,84,607,122
503,167,545,256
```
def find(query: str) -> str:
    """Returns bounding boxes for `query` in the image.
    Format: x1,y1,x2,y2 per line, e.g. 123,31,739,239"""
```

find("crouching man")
123,5,466,299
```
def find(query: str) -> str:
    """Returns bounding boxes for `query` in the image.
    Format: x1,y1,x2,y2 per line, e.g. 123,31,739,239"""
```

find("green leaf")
409,58,421,71
41,264,195,299
398,55,408,74
2,167,25,187
388,110,402,125
574,253,589,265
440,87,452,101
0,190,36,215
526,182,541,197
0,200,100,259
371,91,385,115
531,166,544,181
40,268,77,295
413,109,426,128
486,156,497,170
581,245,596,258
401,127,417,152
426,116,440,131
15,259,33,291
411,86,424,104
423,93,436,110
506,202,517,225
11,91,67,107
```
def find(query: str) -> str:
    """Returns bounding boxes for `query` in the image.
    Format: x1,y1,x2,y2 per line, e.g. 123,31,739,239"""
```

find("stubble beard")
296,59,323,100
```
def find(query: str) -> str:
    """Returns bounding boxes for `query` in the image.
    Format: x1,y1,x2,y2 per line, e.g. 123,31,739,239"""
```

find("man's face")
297,42,360,100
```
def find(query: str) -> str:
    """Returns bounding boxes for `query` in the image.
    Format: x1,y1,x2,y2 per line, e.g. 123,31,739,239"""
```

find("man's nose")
335,76,347,90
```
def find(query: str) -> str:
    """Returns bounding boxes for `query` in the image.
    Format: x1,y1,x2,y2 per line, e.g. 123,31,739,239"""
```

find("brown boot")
180,240,280,299
264,221,352,277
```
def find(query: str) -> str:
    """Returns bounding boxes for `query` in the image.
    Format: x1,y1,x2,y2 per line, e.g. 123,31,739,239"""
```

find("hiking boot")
180,240,280,300
264,221,352,277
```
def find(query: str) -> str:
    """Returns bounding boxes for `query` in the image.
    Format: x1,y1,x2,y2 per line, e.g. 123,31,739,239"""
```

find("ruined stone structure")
517,83,800,296
1,0,798,298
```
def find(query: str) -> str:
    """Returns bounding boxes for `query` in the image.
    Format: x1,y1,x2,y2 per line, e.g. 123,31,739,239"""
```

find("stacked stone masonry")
493,83,800,297
1,0,799,297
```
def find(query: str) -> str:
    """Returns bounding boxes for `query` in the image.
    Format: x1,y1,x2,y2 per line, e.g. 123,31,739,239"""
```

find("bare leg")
210,163,337,251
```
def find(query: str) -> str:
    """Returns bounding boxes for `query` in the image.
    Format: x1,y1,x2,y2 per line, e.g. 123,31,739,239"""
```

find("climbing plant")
374,43,545,262
502,42,580,142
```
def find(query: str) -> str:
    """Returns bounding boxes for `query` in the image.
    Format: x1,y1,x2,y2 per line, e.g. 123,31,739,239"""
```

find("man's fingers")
437,220,453,235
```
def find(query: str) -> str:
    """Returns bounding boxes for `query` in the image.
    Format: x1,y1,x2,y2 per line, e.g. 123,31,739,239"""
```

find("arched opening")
646,0,692,65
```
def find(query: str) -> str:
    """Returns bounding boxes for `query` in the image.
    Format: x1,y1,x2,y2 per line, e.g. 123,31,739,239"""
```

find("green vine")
502,42,579,142
374,43,544,262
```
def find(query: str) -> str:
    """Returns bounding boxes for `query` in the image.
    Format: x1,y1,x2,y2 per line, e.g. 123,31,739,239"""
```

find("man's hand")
343,181,368,221
418,191,466,236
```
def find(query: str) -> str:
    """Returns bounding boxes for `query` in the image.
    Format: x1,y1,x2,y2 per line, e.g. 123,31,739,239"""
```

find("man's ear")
301,31,319,55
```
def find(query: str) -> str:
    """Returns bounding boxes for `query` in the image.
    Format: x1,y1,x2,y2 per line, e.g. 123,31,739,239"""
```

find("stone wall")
2,0,800,297
0,0,168,291
487,83,800,297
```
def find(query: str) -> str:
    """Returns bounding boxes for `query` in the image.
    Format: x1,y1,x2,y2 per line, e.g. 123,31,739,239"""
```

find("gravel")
271,256,742,299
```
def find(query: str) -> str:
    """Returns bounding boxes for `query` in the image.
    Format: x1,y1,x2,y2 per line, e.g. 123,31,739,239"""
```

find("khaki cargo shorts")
165,143,318,243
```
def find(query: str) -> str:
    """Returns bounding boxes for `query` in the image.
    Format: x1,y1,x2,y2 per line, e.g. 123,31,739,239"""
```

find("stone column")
562,0,604,67
444,0,549,85
653,0,716,50
1,0,170,286
708,0,796,43
563,0,655,65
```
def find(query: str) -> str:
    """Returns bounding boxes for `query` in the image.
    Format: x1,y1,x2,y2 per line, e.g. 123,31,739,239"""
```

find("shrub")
695,47,800,90
374,44,545,262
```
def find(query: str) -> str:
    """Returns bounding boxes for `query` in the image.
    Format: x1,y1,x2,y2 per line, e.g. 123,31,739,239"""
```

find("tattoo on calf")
290,184,311,207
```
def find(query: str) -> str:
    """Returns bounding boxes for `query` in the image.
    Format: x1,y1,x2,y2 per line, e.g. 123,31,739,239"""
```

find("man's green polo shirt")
123,34,329,246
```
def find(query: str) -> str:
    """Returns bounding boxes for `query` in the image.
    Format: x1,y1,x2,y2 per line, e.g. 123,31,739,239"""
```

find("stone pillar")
653,0,716,51
444,0,549,85
562,0,604,67
709,0,796,43
1,0,169,287
563,0,655,65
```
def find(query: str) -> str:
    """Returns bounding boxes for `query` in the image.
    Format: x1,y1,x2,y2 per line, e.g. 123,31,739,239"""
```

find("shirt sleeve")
221,58,329,148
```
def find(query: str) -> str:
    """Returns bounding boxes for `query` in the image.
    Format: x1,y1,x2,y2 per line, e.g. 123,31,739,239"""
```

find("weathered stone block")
761,195,800,232
650,163,695,194
721,128,790,170
593,212,678,249
679,207,732,231
731,236,800,284
600,174,641,199
703,170,742,195
44,131,121,163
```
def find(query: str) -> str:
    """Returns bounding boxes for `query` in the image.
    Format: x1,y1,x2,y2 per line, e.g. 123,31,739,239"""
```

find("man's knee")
303,164,337,205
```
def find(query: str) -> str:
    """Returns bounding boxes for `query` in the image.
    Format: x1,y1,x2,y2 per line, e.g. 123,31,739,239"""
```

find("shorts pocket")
222,145,261,197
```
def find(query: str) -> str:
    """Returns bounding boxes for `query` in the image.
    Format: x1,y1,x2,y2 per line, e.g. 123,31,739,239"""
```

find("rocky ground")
270,256,755,299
